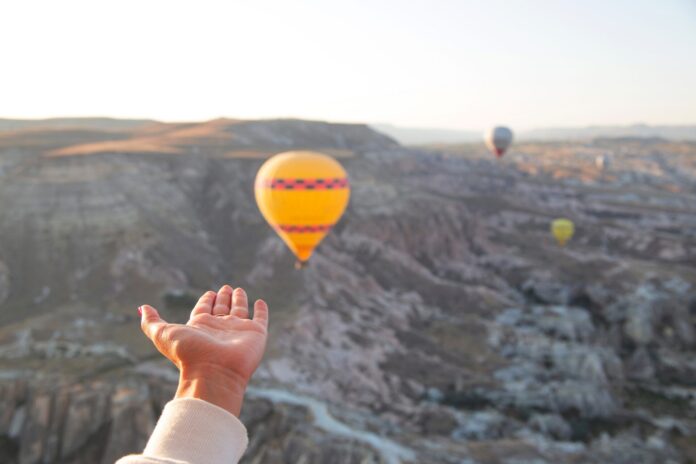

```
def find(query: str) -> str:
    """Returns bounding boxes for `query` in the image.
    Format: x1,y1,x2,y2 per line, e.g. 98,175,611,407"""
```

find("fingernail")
138,306,143,317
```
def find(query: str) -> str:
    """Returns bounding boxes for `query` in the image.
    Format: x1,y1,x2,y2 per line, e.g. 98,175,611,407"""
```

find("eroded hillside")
0,120,694,463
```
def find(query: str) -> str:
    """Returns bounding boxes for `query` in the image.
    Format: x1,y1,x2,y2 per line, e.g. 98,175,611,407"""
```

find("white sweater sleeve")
115,398,249,464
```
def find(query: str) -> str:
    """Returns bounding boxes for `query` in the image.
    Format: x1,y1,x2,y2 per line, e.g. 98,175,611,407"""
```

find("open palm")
139,285,269,391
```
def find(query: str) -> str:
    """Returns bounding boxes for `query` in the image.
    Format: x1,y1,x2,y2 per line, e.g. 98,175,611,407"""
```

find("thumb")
139,305,167,343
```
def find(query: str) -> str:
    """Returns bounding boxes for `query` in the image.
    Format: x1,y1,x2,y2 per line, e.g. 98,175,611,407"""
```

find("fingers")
212,285,233,316
190,286,255,320
191,291,216,318
230,287,249,318
139,305,168,344
252,299,269,329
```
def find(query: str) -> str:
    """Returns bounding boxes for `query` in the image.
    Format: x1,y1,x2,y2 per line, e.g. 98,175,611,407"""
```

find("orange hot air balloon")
255,151,350,267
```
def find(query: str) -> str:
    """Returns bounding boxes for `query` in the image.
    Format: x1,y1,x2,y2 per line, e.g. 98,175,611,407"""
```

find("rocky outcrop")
0,376,390,464
0,123,695,462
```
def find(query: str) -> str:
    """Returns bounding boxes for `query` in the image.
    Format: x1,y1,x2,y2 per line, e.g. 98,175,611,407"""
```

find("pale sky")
1,0,695,130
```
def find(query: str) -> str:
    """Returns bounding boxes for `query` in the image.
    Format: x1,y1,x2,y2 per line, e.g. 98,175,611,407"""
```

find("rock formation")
0,119,694,463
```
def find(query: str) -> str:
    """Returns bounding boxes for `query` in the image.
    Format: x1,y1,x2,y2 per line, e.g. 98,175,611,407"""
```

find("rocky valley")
0,118,694,463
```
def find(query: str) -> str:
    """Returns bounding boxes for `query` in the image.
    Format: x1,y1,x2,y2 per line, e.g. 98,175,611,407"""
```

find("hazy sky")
1,0,695,130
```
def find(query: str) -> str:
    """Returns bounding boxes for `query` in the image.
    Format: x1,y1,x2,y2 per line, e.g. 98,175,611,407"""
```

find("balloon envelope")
551,218,575,246
255,151,350,265
484,126,513,158
595,154,609,171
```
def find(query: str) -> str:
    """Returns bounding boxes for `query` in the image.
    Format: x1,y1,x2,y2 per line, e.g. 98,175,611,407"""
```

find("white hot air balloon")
484,126,513,158
595,154,609,171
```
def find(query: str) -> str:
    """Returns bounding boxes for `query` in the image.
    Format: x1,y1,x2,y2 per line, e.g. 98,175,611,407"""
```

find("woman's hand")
139,285,269,416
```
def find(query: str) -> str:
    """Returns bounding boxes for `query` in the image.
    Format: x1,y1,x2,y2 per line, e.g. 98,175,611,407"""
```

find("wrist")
175,364,248,417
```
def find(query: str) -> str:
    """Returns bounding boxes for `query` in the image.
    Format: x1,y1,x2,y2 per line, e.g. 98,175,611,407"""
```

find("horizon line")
2,115,696,134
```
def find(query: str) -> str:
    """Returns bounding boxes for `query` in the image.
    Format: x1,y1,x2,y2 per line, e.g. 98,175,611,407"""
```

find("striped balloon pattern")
254,151,351,266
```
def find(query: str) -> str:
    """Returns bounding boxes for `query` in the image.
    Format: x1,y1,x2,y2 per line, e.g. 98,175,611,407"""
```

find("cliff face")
0,120,694,463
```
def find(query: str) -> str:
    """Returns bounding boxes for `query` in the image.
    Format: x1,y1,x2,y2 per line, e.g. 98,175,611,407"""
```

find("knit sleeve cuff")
143,398,249,464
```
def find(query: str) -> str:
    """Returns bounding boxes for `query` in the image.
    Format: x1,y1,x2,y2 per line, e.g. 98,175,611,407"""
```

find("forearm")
116,397,249,464
115,369,249,464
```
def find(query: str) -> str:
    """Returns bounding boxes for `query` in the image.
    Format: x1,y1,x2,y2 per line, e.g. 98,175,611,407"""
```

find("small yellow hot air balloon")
551,218,575,246
255,150,350,267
